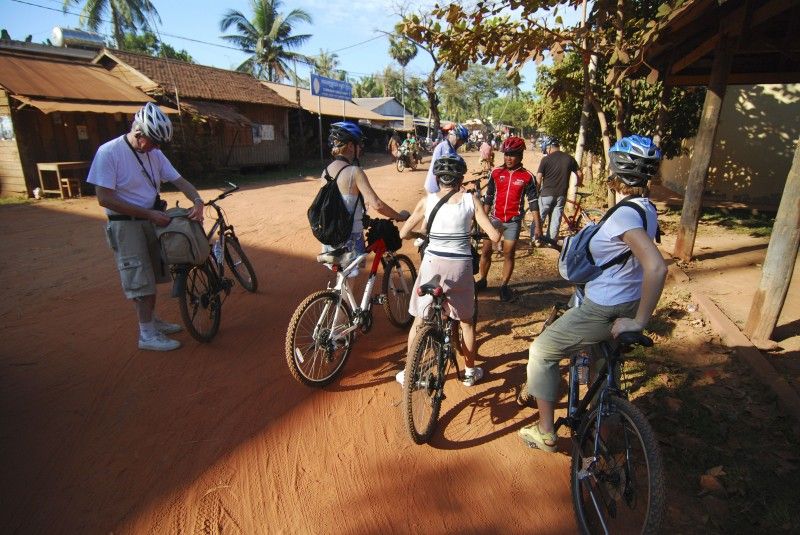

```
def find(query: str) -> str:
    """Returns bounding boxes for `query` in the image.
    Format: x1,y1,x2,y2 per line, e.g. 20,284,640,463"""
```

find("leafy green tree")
62,0,160,48
120,31,194,62
352,75,382,98
220,0,312,82
313,49,346,80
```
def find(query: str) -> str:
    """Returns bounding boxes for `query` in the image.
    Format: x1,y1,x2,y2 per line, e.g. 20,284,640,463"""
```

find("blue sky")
2,0,544,91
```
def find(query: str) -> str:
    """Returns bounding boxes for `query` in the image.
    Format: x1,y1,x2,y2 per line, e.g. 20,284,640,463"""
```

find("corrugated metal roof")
11,95,175,114
100,49,296,108
263,82,389,122
180,99,251,125
0,52,154,102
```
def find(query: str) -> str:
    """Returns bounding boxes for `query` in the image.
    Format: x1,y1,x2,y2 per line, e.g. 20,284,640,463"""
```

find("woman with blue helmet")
517,134,667,453
318,122,409,269
424,123,470,193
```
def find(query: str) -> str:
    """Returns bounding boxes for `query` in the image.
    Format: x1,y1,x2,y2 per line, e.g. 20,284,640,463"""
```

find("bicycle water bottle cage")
617,331,653,353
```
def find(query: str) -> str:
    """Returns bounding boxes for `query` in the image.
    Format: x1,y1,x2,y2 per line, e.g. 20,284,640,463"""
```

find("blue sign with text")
310,73,352,101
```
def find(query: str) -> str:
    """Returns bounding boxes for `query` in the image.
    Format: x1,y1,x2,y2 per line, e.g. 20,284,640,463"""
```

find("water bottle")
212,240,223,263
576,353,590,385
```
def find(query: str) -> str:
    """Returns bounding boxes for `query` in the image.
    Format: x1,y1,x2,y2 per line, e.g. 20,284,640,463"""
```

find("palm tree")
314,49,339,78
62,0,160,48
388,33,417,110
220,0,312,82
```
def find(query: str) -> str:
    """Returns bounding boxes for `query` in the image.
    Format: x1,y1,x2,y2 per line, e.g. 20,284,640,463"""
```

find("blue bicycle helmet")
329,121,364,147
447,123,469,142
608,135,662,186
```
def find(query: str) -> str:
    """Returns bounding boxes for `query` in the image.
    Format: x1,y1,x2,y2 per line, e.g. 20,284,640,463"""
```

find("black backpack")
307,163,363,246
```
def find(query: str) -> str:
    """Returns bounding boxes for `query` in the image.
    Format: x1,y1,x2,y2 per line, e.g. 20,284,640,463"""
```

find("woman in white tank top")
399,155,501,387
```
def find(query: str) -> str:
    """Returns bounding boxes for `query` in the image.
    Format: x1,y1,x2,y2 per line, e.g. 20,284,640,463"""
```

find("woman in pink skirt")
398,155,501,386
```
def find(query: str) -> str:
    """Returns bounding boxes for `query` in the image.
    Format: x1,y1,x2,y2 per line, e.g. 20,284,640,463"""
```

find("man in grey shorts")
88,103,205,351
476,136,540,302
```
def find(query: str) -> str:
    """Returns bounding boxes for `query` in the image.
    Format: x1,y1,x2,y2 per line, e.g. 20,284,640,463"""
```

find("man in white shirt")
88,103,205,351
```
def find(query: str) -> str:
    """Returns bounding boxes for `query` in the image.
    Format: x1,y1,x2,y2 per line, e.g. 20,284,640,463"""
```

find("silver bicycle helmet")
134,102,173,144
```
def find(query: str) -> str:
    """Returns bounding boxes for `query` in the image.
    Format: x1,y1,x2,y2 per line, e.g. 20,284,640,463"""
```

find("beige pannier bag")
155,207,210,265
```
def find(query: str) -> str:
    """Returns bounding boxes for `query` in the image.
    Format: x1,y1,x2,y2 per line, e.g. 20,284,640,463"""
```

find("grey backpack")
155,207,210,265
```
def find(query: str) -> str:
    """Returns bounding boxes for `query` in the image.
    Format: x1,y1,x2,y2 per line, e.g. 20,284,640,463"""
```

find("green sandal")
518,423,558,453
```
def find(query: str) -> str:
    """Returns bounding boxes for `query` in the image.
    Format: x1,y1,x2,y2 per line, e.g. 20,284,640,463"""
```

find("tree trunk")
673,34,733,262
744,140,800,342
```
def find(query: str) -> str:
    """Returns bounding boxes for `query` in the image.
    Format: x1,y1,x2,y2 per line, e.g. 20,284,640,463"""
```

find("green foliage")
438,63,521,124
63,0,160,48
532,50,703,158
120,31,194,62
219,0,312,82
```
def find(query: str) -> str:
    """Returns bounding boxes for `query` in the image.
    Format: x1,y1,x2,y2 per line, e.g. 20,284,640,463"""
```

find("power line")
9,0,391,57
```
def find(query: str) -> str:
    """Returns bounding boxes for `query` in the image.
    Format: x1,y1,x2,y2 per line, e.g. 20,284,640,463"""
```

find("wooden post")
744,140,800,342
673,34,734,262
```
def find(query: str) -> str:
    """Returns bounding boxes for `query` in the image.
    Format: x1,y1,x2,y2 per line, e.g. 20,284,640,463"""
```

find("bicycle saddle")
417,274,443,297
617,331,654,352
316,247,353,265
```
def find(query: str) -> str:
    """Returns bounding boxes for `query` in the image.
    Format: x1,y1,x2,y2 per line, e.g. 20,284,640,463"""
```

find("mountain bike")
171,182,258,342
285,217,416,387
525,299,666,534
402,274,465,444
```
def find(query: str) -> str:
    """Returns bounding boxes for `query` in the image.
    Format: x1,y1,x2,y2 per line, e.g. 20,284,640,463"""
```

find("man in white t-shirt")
517,135,667,453
87,103,205,352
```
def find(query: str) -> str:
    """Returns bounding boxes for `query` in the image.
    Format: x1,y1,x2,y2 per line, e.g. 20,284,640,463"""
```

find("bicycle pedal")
222,278,234,295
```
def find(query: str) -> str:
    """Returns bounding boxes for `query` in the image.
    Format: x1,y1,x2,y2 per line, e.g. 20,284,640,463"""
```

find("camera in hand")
152,194,167,211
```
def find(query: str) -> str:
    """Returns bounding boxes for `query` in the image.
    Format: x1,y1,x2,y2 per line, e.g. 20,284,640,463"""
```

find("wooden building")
0,47,158,197
262,82,392,156
95,49,297,173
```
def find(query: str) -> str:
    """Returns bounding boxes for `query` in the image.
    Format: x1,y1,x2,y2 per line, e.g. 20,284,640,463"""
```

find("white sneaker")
462,367,484,387
154,318,182,335
138,332,181,351
395,369,405,386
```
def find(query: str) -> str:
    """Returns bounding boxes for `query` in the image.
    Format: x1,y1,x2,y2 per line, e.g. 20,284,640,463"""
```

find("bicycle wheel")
285,290,353,387
224,235,258,293
178,261,222,343
382,254,417,328
403,325,444,444
396,157,404,172
571,395,665,535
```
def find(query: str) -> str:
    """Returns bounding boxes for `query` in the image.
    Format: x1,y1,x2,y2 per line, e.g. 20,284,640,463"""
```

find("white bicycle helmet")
134,102,173,144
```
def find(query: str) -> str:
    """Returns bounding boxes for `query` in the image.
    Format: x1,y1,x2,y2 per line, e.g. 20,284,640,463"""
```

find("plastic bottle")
576,353,590,385
212,240,223,263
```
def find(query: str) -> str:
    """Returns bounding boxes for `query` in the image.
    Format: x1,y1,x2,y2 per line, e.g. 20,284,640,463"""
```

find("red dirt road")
1,151,575,534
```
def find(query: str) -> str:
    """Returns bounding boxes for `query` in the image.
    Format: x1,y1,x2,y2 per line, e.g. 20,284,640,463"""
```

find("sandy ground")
3,145,798,534
1,149,590,534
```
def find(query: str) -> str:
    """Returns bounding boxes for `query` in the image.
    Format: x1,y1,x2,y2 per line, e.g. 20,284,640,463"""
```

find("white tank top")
425,191,475,257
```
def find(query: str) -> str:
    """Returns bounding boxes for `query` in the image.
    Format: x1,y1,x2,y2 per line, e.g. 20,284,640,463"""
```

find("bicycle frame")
318,238,390,342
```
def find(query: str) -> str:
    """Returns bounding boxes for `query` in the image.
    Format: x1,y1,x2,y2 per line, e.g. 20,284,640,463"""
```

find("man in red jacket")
476,136,542,302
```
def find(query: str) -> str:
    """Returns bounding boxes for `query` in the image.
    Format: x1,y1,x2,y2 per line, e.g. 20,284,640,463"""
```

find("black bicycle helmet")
433,155,467,186
608,135,662,186
329,121,364,147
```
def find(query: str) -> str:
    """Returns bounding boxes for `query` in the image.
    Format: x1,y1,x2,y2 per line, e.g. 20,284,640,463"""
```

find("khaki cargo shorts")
105,220,170,299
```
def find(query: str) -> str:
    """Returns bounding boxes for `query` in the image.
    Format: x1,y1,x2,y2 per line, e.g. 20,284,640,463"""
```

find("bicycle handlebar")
207,181,240,205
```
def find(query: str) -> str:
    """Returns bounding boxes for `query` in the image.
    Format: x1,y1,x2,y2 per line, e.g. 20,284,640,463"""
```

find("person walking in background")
535,138,583,246
475,136,541,302
398,155,501,387
88,102,205,352
424,123,469,193
479,134,494,174
387,131,401,162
